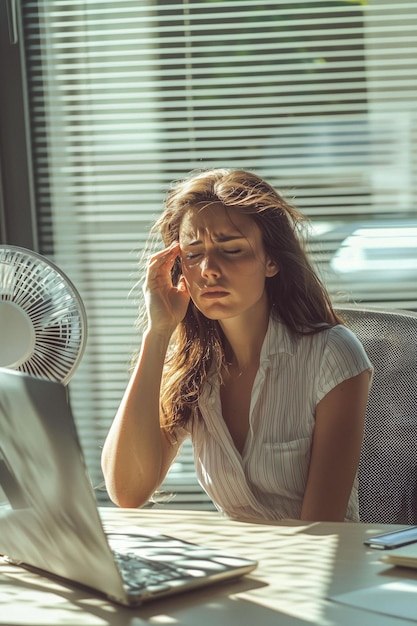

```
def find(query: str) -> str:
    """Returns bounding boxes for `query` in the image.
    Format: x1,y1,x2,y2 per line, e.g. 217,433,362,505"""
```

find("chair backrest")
338,306,417,524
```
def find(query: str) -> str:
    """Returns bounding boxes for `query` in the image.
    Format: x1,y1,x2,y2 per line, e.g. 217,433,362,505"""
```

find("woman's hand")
144,242,190,336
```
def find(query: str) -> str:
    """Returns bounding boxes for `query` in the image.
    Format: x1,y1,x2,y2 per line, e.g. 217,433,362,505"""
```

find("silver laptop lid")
0,367,257,607
0,367,128,604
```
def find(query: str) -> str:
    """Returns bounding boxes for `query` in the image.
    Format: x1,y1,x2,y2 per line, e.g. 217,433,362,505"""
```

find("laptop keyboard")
106,531,240,598
112,549,189,594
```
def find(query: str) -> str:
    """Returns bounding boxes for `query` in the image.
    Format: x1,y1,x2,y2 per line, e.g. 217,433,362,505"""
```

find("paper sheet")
331,580,417,621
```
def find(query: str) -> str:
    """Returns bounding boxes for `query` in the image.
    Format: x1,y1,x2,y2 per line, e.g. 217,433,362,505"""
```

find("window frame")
0,0,38,249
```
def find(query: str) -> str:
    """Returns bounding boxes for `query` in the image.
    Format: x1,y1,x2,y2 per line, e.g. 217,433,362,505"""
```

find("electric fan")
0,245,87,384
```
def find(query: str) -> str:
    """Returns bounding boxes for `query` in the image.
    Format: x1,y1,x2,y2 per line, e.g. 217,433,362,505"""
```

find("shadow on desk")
0,562,277,626
2,510,417,626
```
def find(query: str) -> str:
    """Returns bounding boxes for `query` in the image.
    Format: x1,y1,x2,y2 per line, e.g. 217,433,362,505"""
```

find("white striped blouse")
180,316,372,523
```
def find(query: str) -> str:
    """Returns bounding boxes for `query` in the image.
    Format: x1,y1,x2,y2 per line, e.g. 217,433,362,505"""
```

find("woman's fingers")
143,244,189,331
147,244,179,282
148,242,180,268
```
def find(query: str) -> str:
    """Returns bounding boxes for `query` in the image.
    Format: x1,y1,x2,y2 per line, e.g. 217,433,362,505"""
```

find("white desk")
1,508,417,625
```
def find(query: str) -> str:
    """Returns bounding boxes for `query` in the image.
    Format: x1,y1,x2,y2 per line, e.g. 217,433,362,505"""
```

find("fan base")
0,300,36,368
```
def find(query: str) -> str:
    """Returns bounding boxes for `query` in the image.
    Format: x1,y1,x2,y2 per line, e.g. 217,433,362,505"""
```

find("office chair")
338,306,417,524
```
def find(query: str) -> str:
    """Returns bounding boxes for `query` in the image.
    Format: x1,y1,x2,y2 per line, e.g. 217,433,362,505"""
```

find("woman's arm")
101,330,180,508
300,370,371,522
101,243,190,508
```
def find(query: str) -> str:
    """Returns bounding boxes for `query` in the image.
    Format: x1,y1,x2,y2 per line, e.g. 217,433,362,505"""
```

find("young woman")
101,168,372,523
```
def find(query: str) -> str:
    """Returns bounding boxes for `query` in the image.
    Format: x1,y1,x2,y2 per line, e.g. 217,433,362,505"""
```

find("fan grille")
0,246,87,384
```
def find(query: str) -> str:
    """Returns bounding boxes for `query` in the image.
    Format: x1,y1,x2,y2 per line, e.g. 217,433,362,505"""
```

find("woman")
101,168,372,523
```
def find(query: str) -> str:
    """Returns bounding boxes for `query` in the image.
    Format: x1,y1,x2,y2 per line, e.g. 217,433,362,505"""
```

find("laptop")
0,367,257,607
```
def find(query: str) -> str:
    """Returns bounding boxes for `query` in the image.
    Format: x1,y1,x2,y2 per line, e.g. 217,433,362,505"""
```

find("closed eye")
184,248,242,259
185,251,202,260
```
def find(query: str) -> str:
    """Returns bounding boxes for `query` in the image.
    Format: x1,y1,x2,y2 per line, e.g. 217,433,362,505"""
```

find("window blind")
20,0,417,508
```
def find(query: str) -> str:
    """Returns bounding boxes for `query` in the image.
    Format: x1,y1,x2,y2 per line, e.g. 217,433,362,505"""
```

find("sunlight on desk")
101,508,339,623
0,588,104,625
3,509,412,626
0,561,114,625
235,530,338,623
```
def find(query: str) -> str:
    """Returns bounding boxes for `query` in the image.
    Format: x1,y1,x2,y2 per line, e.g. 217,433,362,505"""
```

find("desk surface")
1,508,417,626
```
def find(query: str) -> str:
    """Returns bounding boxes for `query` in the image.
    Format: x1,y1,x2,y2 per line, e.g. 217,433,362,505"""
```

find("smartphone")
364,526,417,550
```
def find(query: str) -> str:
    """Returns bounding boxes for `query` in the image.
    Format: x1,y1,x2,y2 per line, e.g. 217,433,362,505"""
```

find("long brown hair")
144,169,342,432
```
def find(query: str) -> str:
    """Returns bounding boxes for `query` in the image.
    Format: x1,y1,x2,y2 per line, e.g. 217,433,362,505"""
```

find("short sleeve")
316,325,373,403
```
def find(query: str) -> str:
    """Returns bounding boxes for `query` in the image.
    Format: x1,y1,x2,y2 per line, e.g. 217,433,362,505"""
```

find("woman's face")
178,202,278,321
